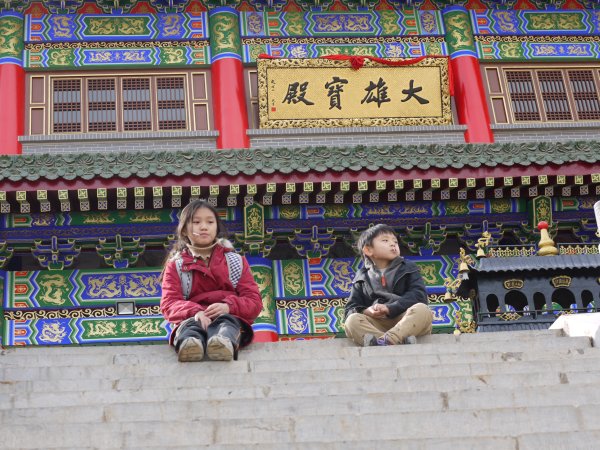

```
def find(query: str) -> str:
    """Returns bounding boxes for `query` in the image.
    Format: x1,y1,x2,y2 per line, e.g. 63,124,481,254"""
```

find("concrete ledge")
248,125,468,149
248,125,467,136
492,122,600,144
550,312,600,347
19,130,218,143
19,131,219,154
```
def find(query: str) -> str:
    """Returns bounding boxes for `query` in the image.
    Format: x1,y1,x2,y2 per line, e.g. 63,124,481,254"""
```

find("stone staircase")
2,329,600,449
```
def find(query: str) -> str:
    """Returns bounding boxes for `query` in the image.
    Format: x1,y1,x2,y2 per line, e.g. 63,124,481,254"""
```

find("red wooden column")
443,6,494,143
208,7,250,149
0,12,25,155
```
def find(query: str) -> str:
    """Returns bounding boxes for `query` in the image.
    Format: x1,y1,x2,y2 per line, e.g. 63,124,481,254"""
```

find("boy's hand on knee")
365,304,389,319
205,302,230,319
194,311,212,329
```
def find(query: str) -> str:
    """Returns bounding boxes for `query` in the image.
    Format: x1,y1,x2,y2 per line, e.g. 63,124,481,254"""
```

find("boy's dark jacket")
344,257,427,320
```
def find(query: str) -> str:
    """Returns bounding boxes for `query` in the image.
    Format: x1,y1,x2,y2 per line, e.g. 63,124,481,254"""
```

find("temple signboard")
257,56,451,129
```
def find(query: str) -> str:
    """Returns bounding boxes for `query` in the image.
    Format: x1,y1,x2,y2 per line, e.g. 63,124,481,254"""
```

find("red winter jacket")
160,244,263,344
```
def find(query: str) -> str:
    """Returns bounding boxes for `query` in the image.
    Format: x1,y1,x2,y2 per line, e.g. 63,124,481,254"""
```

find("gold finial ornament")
458,247,474,279
536,221,558,256
443,277,462,301
476,231,491,258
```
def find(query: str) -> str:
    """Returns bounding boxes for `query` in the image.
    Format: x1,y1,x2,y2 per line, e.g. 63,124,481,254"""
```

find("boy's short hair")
356,224,397,257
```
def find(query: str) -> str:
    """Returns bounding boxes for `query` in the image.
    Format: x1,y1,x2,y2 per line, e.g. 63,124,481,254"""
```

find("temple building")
1,0,600,346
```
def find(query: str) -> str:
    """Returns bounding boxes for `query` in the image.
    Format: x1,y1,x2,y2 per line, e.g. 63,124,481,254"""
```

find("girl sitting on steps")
160,199,262,362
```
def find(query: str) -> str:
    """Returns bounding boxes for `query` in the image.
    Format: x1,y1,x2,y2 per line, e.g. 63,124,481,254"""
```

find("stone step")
3,382,599,425
0,335,593,369
3,344,600,387
116,430,600,450
2,338,599,388
2,344,598,396
0,328,568,360
0,333,592,371
3,359,600,411
2,404,598,448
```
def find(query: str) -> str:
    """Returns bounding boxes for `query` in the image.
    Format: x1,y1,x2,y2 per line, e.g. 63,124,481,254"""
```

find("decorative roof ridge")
1,140,599,183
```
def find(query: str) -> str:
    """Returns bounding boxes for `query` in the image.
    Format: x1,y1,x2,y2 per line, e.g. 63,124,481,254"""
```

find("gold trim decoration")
276,298,347,310
26,40,208,52
257,57,451,129
476,35,600,45
503,279,524,290
559,244,599,255
551,275,572,288
498,311,522,321
245,36,444,47
4,305,162,320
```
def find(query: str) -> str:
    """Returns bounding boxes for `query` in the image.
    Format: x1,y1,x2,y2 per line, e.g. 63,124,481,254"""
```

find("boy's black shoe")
178,337,204,362
363,333,393,346
364,334,417,346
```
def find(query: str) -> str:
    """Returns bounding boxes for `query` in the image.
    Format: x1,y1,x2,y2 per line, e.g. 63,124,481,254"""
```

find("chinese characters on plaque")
258,57,451,128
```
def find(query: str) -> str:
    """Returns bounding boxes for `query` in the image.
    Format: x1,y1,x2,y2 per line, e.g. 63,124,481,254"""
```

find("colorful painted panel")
3,316,170,346
307,257,361,297
0,12,24,66
476,36,600,60
274,297,473,336
266,199,527,220
242,38,447,63
3,208,236,229
273,259,311,298
554,196,599,212
248,256,277,334
471,9,598,36
4,268,162,309
240,11,445,37
273,255,458,298
25,43,211,68
25,13,209,42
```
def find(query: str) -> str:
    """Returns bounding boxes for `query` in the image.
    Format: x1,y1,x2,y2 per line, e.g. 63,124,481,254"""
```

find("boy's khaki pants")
344,303,433,346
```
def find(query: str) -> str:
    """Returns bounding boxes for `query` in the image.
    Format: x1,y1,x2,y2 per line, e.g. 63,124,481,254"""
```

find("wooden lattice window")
505,71,541,122
87,79,117,132
157,77,187,130
537,71,571,121
29,71,211,135
122,78,152,131
569,70,600,120
485,65,600,124
52,79,82,133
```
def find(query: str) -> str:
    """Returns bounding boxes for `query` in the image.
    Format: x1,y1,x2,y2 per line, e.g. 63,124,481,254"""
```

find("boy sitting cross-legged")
344,224,433,347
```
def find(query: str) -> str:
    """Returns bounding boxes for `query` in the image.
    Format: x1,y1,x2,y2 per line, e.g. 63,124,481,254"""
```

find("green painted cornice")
1,140,599,183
